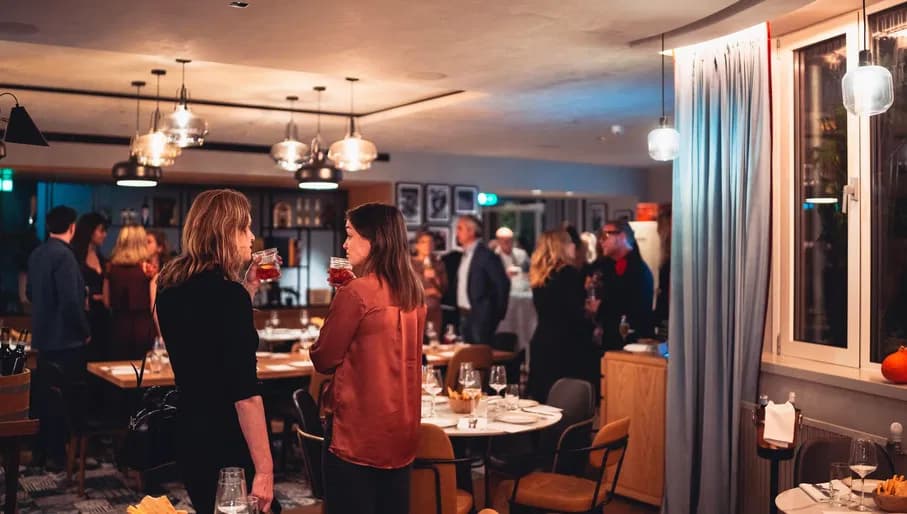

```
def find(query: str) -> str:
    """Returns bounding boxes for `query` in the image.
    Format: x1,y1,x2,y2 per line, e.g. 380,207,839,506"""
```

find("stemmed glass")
460,369,481,418
489,365,507,397
421,365,443,418
458,362,474,391
299,308,310,329
214,467,247,513
848,438,878,511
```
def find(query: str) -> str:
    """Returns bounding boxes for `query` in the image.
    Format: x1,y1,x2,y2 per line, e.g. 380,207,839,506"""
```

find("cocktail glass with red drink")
328,257,355,287
254,248,281,282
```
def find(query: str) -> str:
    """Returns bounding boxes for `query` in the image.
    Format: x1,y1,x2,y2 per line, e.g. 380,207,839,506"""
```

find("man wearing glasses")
586,220,655,352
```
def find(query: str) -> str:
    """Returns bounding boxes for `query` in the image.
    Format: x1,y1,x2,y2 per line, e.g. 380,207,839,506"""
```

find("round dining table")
776,486,882,513
421,396,562,437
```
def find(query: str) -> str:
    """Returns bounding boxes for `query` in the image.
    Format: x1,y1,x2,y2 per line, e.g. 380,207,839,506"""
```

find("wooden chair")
411,423,482,514
292,389,325,501
506,417,630,513
443,344,493,393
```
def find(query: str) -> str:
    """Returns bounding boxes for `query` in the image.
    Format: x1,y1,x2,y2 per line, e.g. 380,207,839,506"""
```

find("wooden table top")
87,353,315,389
423,345,514,367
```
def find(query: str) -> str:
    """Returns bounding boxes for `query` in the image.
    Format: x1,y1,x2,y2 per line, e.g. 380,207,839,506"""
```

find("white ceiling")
1,0,822,168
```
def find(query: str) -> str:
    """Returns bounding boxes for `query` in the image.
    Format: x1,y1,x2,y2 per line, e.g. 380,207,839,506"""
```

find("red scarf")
615,257,628,277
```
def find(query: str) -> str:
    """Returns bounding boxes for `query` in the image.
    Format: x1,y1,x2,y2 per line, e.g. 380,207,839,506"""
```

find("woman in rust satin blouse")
311,203,426,514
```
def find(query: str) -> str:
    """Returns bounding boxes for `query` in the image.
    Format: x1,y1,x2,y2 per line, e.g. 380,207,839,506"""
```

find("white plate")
623,343,658,353
496,413,538,425
269,353,290,359
255,352,272,358
517,399,538,408
422,418,457,428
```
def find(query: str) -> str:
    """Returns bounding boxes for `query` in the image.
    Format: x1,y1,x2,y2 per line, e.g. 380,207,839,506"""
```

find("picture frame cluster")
397,183,478,254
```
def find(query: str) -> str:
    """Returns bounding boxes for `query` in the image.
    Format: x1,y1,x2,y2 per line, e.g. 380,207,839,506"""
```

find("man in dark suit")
450,215,510,345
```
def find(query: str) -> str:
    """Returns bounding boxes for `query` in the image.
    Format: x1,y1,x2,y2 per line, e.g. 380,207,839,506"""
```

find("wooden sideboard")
601,350,666,506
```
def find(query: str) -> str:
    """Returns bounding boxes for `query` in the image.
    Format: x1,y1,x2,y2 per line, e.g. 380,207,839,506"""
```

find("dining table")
423,344,514,367
775,482,883,513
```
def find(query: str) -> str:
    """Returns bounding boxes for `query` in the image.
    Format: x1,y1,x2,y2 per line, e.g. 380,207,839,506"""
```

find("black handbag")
123,357,180,472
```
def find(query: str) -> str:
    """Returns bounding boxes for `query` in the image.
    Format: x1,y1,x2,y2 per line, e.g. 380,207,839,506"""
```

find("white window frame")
772,0,902,370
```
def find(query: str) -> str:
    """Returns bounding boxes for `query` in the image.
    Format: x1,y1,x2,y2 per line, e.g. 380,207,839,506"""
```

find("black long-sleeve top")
592,252,655,351
26,238,90,352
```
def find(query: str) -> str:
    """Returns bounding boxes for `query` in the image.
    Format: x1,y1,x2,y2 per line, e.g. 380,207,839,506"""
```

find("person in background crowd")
27,205,90,471
564,225,587,269
527,230,596,402
449,215,510,345
587,220,655,352
412,231,448,333
155,189,276,513
146,229,173,273
494,226,529,274
312,203,425,514
439,248,463,333
71,212,110,361
653,205,671,339
104,225,155,360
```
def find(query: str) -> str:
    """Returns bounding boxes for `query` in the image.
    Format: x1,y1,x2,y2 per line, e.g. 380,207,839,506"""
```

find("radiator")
736,403,888,514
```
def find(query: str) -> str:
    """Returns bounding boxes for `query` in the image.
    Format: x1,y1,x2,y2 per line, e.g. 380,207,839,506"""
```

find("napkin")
763,400,795,446
798,483,827,502
265,364,295,371
522,405,563,415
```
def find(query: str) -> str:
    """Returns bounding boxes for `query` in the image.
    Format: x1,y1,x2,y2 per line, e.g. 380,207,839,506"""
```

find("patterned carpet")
0,463,318,514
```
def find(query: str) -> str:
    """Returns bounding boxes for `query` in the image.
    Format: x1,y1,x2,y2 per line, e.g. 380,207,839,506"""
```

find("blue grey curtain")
664,24,771,514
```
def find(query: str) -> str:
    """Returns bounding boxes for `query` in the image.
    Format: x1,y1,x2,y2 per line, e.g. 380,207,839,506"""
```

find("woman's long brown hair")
347,203,424,311
157,189,252,290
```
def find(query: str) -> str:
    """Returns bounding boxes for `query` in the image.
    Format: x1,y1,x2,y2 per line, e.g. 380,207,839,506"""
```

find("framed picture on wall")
425,184,451,223
453,185,478,215
396,182,422,225
425,226,450,254
586,202,609,233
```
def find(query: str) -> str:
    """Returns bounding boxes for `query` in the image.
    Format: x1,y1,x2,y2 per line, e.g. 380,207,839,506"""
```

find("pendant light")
270,95,309,171
131,69,182,167
648,34,680,161
842,0,894,116
328,77,377,172
297,86,342,190
160,58,208,147
112,81,163,187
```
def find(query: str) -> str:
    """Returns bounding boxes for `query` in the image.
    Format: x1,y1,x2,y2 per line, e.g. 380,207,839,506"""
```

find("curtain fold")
663,23,771,514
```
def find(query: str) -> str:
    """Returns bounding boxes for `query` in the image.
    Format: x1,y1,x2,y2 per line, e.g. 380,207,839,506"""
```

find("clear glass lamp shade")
842,64,894,116
328,135,378,172
160,104,208,147
647,125,680,161
131,130,181,167
270,139,309,172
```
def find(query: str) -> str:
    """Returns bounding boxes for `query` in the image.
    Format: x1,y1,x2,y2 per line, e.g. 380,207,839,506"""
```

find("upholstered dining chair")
443,344,493,393
505,416,630,514
411,423,483,514
292,388,325,501
795,437,895,484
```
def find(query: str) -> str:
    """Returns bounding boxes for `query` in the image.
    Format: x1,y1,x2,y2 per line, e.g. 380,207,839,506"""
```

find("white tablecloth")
496,291,536,360
776,486,882,513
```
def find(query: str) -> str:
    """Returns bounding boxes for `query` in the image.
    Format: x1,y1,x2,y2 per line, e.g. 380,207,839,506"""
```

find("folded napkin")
265,364,295,371
763,400,795,446
798,483,827,502
522,405,563,415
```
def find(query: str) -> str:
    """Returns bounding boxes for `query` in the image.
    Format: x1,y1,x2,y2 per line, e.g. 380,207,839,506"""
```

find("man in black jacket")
450,215,510,345
27,205,90,471
588,220,655,352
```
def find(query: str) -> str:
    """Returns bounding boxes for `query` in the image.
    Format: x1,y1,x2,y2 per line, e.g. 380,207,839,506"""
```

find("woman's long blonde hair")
529,230,572,288
110,225,150,266
157,189,252,290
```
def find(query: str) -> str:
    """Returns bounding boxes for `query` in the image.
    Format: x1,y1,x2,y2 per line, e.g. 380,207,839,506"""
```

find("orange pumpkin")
881,346,907,384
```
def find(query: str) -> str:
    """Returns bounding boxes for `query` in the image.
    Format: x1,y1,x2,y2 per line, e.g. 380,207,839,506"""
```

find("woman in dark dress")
103,225,155,360
71,213,110,361
411,231,447,334
527,229,596,403
155,189,275,513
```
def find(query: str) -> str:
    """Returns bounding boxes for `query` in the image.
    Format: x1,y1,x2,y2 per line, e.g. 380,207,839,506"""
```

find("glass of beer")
254,248,281,282
328,257,355,287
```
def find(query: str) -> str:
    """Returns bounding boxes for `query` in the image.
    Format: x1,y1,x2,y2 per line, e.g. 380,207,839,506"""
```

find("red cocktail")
257,263,281,281
329,257,355,287
253,248,281,283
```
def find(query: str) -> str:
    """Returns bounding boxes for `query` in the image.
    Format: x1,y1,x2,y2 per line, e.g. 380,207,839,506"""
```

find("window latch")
842,177,859,214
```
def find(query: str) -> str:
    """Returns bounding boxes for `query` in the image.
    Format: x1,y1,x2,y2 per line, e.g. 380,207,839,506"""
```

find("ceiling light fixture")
328,77,377,172
131,69,181,167
229,1,249,7
161,58,208,147
270,95,309,172
842,0,893,116
648,34,680,161
112,81,162,188
297,86,341,190
0,92,48,147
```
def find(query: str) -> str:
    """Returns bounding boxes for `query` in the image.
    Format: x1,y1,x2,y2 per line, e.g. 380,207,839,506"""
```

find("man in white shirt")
451,215,511,345
494,226,529,274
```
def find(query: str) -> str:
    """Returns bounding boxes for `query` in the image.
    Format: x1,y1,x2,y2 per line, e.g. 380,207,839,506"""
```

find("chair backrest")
543,378,595,473
795,438,896,484
589,417,631,470
410,423,461,514
443,344,493,393
308,371,332,411
292,388,325,499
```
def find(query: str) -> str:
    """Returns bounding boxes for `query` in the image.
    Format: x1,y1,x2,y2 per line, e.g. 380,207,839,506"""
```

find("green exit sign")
0,168,12,192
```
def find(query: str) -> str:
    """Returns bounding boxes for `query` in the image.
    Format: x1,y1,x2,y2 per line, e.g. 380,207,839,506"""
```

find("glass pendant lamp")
112,80,163,187
270,95,309,171
160,58,208,147
328,77,377,172
131,69,182,167
648,34,680,161
842,0,893,116
298,86,342,190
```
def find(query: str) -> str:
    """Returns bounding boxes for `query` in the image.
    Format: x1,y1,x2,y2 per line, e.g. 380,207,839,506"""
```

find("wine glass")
421,365,443,417
214,468,247,513
489,365,507,397
246,495,260,514
458,362,474,391
849,438,878,511
299,308,310,329
461,369,482,418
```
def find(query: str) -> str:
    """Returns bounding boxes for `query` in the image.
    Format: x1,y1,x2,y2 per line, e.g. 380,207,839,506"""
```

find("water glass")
214,468,247,513
421,365,443,417
254,248,281,283
246,495,260,514
504,385,519,410
486,397,504,422
458,362,474,391
829,462,851,507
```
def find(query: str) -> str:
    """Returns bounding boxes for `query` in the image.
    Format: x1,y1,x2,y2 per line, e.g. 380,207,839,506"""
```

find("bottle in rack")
295,198,304,227
313,198,322,227
303,198,311,227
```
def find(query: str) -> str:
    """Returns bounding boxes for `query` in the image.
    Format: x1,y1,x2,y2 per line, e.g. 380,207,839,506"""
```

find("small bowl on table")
874,491,907,512
448,395,480,414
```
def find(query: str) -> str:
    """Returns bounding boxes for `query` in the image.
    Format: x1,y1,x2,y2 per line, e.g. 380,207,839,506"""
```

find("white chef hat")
495,227,514,239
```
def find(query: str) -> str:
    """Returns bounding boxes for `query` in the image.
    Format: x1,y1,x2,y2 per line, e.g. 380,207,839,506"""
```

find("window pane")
871,6,907,362
794,36,848,348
